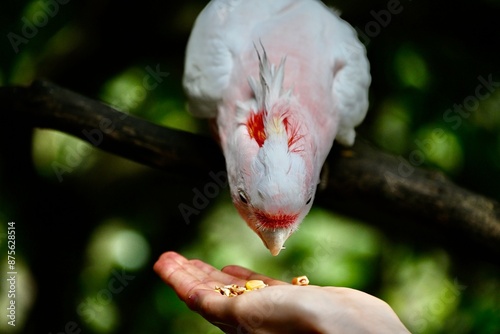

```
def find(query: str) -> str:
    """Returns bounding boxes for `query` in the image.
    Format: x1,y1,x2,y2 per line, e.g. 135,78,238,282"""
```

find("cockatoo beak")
258,228,293,256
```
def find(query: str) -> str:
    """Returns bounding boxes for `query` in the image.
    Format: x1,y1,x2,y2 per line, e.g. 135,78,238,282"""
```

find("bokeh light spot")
395,45,429,89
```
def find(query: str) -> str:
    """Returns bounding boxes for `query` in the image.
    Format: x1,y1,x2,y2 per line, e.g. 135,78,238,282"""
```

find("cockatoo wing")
330,20,371,146
182,0,238,118
183,0,370,144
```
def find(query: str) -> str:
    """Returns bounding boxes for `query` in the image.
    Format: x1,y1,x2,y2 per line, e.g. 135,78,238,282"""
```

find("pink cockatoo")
183,0,370,255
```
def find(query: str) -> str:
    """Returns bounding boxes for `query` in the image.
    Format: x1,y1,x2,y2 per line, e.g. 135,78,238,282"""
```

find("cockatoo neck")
240,45,315,156
251,128,309,211
238,46,318,215
229,46,320,255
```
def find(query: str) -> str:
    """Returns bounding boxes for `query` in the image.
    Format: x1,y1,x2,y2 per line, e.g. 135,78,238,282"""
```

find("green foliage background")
0,0,499,333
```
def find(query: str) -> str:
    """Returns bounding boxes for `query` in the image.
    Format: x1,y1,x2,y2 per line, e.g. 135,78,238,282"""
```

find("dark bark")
2,79,500,256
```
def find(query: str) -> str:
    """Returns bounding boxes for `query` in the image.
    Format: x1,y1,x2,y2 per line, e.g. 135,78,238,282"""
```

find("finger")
154,252,217,303
153,251,188,284
221,265,289,285
154,252,221,287
190,259,248,287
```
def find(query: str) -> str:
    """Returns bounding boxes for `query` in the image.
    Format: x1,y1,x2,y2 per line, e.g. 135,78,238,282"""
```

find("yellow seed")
231,285,247,295
245,280,267,290
216,287,231,296
291,275,309,286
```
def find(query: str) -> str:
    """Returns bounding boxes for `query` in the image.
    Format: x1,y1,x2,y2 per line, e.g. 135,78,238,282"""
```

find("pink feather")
183,0,370,255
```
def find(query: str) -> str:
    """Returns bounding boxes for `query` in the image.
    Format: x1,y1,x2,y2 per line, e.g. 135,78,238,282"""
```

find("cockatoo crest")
241,46,303,153
232,46,315,255
182,0,371,255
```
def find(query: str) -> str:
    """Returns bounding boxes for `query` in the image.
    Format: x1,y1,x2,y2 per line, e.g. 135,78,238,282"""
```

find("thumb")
221,265,289,285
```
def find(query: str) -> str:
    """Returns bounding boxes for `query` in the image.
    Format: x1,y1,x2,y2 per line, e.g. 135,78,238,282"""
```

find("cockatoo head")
225,50,320,256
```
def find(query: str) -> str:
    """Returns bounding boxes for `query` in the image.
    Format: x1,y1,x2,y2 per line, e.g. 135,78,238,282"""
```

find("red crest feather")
246,110,266,147
246,109,303,152
283,116,303,152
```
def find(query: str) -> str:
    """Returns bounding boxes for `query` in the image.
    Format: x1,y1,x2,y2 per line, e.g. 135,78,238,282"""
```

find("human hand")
154,251,410,334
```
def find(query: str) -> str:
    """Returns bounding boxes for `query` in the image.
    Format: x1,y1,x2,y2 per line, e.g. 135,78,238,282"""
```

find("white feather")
183,0,370,146
182,0,371,255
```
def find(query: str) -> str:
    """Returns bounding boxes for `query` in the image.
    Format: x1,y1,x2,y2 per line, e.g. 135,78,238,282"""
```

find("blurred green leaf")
394,45,430,90
100,68,149,115
382,249,462,334
372,97,412,154
414,126,464,174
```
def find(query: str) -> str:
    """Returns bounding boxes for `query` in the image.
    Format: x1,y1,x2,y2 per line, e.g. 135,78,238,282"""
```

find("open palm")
154,252,410,334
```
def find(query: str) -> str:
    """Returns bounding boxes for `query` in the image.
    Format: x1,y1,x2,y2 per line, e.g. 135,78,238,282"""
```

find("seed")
231,285,247,295
245,280,267,290
291,275,309,286
217,287,232,296
215,280,268,297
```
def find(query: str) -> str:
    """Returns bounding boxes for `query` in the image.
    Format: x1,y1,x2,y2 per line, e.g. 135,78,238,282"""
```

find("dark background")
1,0,499,333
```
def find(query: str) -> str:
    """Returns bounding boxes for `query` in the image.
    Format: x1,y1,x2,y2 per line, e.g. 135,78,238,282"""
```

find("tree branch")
2,80,500,256
4,80,225,176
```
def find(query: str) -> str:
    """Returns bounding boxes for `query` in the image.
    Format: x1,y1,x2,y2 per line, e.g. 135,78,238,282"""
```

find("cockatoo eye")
306,197,312,205
238,190,249,204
